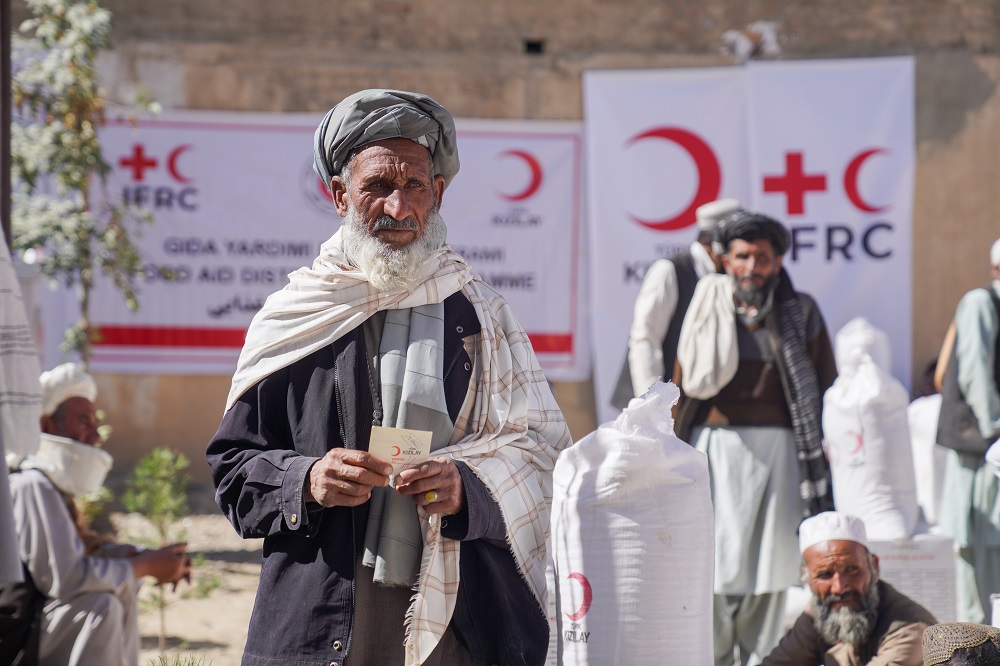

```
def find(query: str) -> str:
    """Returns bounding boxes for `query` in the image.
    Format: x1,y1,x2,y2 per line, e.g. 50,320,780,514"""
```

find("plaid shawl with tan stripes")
227,229,571,665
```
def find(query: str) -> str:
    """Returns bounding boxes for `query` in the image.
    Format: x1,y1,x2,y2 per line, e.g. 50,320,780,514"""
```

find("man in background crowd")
611,197,740,407
674,211,838,665
4,363,191,666
763,511,935,665
936,237,1000,623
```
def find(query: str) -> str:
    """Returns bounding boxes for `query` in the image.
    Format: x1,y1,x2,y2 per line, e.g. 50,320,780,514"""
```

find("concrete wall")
11,1,1000,480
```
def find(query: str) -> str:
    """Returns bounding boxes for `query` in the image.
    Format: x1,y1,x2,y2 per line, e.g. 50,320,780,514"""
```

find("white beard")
341,203,447,292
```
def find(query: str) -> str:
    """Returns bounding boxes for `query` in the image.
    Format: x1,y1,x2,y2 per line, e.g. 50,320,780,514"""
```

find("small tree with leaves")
11,0,161,366
124,448,190,655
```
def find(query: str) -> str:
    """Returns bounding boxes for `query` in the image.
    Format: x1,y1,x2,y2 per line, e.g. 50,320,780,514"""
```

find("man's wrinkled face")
330,138,445,251
42,396,101,445
805,540,880,647
723,237,783,307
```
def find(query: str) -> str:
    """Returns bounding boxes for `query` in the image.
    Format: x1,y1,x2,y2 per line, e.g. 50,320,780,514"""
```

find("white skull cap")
39,363,98,417
798,511,869,554
991,237,1000,267
696,198,742,232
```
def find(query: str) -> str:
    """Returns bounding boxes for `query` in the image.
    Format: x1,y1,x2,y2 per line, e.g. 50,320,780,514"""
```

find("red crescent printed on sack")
565,572,593,621
498,150,543,201
167,145,194,184
844,148,889,213
624,127,722,231
391,446,401,456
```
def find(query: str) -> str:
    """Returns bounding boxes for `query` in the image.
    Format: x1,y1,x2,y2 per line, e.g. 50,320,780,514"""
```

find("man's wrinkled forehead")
346,138,435,179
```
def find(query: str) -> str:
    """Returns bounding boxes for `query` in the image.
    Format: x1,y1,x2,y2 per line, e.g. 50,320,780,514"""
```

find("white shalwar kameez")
694,425,805,666
10,469,138,666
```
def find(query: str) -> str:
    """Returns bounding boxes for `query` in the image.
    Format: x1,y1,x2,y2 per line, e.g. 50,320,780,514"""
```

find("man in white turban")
610,197,740,408
2,363,191,666
207,89,570,666
763,512,935,666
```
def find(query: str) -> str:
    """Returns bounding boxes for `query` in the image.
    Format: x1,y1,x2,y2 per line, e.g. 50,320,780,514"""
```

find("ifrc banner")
586,57,914,423
86,112,586,379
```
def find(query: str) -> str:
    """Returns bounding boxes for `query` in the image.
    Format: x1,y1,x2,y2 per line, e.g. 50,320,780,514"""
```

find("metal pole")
2,0,12,249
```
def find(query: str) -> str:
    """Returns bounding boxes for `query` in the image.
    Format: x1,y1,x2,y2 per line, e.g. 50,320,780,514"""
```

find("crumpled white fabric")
677,273,738,399
20,433,113,497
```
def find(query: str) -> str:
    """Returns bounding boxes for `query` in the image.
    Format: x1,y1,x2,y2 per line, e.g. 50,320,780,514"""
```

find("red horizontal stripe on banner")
527,334,572,354
94,326,247,348
95,327,572,354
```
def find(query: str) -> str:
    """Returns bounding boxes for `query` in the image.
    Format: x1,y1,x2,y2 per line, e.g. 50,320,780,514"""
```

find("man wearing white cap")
763,511,935,665
208,89,570,666
936,237,1000,623
612,197,740,407
2,363,191,665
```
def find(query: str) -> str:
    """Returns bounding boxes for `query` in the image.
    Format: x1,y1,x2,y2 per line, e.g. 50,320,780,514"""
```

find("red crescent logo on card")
565,572,593,621
844,148,890,213
624,127,721,231
390,446,401,456
498,150,543,201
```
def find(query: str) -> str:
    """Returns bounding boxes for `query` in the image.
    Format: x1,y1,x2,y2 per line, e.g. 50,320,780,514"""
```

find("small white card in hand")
369,426,432,477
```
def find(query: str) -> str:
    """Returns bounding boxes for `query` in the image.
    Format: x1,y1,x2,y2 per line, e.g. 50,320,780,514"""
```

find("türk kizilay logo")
563,572,592,644
301,160,338,215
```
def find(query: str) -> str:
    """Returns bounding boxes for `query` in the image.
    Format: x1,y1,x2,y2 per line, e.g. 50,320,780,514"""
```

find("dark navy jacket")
207,292,548,666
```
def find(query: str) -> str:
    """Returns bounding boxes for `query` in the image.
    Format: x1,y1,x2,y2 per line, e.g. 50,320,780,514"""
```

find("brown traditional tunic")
761,580,936,666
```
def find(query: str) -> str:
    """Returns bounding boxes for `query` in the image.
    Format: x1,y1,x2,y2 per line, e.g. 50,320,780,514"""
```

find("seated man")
922,623,1000,665
763,511,936,666
6,363,192,666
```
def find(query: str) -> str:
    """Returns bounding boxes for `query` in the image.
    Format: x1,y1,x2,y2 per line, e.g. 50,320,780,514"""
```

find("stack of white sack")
823,317,919,540
548,381,714,665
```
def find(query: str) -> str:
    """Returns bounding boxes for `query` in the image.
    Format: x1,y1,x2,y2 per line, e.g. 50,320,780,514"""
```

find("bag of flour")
548,381,714,665
823,318,918,540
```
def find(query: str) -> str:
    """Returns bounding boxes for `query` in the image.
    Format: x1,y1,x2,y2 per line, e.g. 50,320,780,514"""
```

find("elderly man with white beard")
762,512,936,666
207,89,571,666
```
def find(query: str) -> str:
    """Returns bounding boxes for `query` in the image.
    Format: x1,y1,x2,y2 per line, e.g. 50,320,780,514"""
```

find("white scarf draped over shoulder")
227,229,571,665
677,273,739,400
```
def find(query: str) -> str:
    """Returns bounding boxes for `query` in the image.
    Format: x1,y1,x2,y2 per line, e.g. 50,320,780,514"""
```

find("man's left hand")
394,457,464,516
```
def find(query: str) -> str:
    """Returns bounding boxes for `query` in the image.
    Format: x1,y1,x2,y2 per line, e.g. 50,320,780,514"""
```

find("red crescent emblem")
315,176,334,202
844,148,889,213
167,145,194,184
848,432,864,455
390,446,401,456
625,127,722,231
498,150,543,201
565,572,593,621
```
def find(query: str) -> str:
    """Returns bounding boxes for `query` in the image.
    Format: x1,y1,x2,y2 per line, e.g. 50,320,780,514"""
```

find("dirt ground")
111,483,262,666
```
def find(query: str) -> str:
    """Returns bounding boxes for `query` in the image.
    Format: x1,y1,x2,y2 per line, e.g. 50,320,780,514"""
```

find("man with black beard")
673,212,838,665
207,89,570,666
763,512,936,665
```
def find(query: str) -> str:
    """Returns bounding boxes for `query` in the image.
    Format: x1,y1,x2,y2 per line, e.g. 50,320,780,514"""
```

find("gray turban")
312,89,460,190
713,211,791,257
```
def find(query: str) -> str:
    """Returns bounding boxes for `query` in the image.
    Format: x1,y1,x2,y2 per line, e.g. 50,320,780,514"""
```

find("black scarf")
768,269,835,517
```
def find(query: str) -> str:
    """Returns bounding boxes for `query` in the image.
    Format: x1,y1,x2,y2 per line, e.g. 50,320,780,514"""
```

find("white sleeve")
11,472,136,600
628,259,679,397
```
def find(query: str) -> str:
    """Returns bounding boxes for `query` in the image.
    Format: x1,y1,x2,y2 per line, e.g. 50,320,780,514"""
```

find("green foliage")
77,484,112,524
10,0,161,364
123,448,190,544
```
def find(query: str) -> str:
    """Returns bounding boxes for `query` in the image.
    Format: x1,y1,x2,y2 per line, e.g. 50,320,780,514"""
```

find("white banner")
586,57,914,423
83,113,587,379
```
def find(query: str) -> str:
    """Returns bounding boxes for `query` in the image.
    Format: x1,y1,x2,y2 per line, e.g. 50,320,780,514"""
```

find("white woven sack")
549,382,713,665
824,318,918,540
